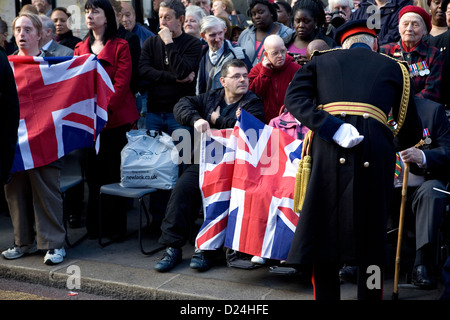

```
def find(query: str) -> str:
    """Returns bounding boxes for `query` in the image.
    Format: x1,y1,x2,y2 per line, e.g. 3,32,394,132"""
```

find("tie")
394,152,402,179
210,52,218,65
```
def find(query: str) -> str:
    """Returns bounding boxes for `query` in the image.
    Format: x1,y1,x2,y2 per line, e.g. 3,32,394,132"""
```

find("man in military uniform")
284,20,423,300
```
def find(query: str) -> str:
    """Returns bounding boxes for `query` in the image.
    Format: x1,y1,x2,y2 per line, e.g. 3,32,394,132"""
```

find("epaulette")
310,47,342,59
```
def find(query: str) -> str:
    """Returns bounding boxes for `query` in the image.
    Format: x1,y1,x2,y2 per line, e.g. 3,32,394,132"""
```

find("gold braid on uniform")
392,61,410,137
293,130,313,213
310,47,342,59
379,54,411,136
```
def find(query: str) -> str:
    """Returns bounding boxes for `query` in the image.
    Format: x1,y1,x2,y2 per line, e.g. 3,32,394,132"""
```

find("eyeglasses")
268,49,287,57
225,73,249,81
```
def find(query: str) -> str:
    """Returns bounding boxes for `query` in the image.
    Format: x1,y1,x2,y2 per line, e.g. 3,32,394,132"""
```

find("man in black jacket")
0,46,20,186
392,97,450,289
139,0,203,226
154,59,265,273
139,0,202,135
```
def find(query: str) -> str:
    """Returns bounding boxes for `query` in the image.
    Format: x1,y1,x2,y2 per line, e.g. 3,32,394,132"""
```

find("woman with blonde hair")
212,0,248,30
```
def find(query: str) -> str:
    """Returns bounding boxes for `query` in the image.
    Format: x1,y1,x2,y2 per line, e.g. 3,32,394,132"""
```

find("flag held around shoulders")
8,54,114,172
196,109,303,261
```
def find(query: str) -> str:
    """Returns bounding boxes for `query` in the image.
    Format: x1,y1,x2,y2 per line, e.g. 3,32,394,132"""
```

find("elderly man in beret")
380,5,444,103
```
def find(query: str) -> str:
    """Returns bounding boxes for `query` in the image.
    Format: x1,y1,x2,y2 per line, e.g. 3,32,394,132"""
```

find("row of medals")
409,61,430,77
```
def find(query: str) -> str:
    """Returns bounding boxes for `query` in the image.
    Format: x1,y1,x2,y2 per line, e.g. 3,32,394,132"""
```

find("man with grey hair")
121,1,155,47
192,0,212,15
328,0,353,22
284,19,422,300
197,15,252,94
32,0,53,17
39,15,73,57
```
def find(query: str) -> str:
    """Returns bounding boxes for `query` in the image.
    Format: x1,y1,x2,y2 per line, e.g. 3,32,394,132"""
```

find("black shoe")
154,247,182,272
339,265,358,284
411,265,436,289
190,250,214,272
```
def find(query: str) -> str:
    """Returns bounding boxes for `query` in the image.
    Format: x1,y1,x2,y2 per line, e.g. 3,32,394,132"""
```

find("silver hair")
200,15,226,34
328,0,354,10
39,14,56,35
185,5,206,23
342,34,376,49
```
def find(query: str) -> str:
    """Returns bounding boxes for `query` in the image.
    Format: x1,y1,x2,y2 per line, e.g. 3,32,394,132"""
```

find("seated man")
248,34,301,124
392,97,450,289
340,97,450,288
154,59,265,272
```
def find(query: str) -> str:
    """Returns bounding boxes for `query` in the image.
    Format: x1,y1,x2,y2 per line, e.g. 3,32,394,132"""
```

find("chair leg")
139,196,164,255
98,193,139,248
63,191,88,248
98,191,114,247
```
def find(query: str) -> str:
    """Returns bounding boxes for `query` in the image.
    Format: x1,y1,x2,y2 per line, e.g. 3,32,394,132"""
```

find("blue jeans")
146,112,192,167
145,112,188,136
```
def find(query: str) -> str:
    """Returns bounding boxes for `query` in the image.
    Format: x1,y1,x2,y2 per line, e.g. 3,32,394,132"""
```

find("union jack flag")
8,54,114,172
196,110,303,260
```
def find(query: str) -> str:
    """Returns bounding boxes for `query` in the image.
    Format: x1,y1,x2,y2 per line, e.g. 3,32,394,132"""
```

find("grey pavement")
0,199,446,303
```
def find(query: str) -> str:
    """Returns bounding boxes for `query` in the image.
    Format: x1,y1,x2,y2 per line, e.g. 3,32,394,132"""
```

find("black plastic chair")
98,183,164,255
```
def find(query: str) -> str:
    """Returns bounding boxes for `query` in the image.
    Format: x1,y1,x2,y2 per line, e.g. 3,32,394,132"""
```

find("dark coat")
139,32,203,113
283,29,337,50
117,25,141,95
426,30,450,108
411,97,450,183
55,30,82,50
174,88,265,129
0,47,20,184
350,0,412,45
284,45,422,267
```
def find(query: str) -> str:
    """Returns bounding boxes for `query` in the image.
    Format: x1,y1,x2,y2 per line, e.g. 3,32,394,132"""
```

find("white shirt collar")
41,39,53,51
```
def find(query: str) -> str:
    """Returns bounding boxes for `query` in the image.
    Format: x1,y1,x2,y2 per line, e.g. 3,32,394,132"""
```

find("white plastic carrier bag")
120,129,178,189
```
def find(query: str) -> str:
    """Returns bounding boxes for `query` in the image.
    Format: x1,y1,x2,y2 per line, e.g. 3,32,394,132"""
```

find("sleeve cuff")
317,115,344,143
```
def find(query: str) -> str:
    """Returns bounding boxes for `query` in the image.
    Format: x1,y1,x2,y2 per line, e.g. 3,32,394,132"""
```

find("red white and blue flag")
8,54,114,172
196,110,303,260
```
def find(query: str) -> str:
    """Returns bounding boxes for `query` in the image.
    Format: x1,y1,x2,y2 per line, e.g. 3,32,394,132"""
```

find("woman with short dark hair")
74,0,139,239
51,7,82,50
283,0,336,65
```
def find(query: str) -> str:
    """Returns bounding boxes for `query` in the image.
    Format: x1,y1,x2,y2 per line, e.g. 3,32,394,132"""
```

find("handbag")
120,129,178,189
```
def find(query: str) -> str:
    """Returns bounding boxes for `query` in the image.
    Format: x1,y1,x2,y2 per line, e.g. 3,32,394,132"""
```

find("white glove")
332,123,364,148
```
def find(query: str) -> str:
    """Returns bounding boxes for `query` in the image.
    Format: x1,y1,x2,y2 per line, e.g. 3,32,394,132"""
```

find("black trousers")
312,263,384,300
85,125,129,238
391,180,448,267
158,164,202,248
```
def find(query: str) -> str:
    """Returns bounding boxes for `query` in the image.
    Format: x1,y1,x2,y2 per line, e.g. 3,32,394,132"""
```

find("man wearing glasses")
249,34,301,123
154,59,265,273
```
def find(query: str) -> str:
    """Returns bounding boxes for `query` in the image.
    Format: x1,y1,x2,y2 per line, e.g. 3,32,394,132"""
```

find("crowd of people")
1,0,450,300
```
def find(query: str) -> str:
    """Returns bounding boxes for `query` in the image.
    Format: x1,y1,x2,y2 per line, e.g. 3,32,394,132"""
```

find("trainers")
44,248,66,265
251,256,266,265
1,243,38,260
154,247,182,272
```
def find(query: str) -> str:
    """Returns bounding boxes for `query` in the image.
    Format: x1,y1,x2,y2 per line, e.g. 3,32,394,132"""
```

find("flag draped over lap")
196,110,303,260
8,54,114,173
